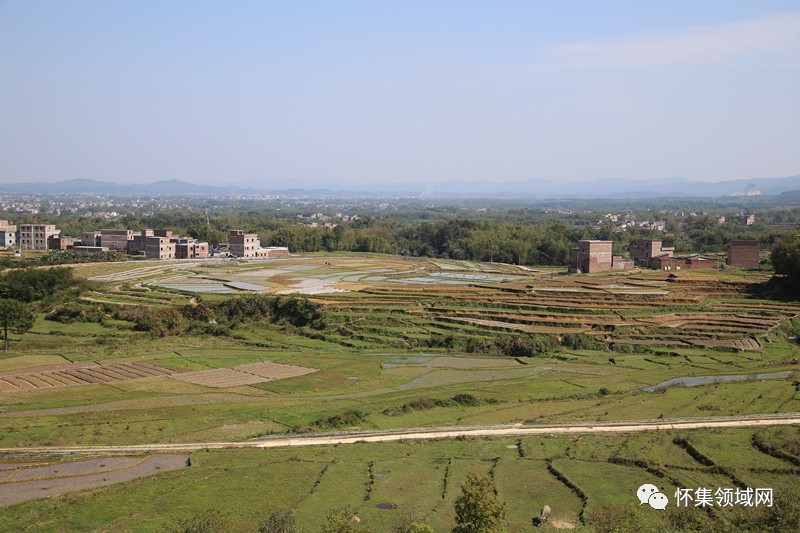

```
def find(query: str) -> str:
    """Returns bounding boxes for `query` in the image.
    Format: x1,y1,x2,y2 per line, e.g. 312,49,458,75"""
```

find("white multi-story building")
0,220,16,248
19,223,58,250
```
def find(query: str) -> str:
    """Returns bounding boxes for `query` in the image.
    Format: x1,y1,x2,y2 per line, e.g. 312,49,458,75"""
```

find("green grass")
1,429,797,532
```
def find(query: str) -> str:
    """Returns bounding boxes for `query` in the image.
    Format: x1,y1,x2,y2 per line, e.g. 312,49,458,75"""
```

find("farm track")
2,413,799,456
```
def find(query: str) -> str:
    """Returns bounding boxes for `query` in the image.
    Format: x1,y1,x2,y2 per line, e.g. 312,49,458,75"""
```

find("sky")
1,1,799,187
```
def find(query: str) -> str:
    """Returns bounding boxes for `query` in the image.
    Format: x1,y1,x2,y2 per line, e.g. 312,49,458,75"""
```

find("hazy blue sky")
1,1,799,186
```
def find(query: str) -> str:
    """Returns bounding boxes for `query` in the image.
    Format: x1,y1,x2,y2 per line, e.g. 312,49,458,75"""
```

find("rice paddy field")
1,253,799,531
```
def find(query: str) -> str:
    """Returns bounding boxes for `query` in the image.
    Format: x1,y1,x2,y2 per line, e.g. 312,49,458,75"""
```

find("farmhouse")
649,254,717,270
727,240,760,269
629,239,675,268
569,240,632,273
228,230,289,258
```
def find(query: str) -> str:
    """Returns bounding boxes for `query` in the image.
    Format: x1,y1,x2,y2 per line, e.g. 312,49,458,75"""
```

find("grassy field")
1,428,798,532
0,254,799,530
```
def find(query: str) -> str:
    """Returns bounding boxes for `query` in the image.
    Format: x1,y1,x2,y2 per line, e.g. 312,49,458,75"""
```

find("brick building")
47,235,77,251
727,240,760,269
100,229,134,251
82,231,102,247
629,239,675,268
175,238,209,259
143,236,176,259
569,240,632,273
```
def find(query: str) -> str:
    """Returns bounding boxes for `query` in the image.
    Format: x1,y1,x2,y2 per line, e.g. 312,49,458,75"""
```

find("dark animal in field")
608,358,617,364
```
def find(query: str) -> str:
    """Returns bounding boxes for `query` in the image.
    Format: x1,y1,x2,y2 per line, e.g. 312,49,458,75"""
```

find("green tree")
453,472,508,533
0,299,35,351
772,233,800,290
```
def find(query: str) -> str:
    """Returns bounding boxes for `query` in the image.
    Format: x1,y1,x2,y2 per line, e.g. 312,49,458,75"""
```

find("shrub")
561,333,603,350
46,302,105,323
258,510,298,533
494,334,557,357
314,410,366,429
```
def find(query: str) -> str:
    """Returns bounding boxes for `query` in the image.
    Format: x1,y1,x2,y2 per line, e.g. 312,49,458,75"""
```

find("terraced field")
0,361,176,393
1,254,797,531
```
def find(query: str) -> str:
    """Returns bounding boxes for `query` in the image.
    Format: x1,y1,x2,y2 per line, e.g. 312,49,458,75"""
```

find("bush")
258,510,298,533
320,506,371,533
561,333,603,350
46,302,105,323
314,410,366,429
494,334,557,357
114,306,183,337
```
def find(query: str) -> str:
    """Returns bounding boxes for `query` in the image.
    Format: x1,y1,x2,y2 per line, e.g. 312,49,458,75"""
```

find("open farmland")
0,254,798,530
1,428,798,531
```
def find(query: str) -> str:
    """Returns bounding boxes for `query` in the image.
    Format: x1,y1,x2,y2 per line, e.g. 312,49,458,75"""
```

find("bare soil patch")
0,361,177,394
173,361,317,387
0,454,189,507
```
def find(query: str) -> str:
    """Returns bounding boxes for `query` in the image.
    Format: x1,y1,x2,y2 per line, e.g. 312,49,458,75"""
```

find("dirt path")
1,413,798,455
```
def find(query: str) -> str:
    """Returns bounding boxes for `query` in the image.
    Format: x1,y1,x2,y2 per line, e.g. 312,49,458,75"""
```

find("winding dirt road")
1,413,799,456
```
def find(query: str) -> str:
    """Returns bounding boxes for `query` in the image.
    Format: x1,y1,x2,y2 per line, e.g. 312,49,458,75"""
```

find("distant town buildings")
727,240,760,269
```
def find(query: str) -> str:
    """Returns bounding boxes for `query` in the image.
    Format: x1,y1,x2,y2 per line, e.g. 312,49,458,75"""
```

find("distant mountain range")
2,175,800,199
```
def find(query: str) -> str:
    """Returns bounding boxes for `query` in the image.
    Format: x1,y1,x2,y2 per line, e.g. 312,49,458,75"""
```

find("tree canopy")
453,472,508,533
0,299,35,351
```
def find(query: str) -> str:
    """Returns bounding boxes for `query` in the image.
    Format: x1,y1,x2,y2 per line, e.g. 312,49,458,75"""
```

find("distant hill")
0,178,255,196
778,189,800,202
1,174,800,198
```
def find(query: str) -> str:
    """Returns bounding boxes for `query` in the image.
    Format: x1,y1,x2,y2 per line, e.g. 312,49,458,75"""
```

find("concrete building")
262,246,290,258
100,229,134,251
47,235,77,251
82,231,102,247
228,230,288,258
127,229,155,256
629,239,675,268
650,254,717,271
143,236,175,259
71,245,109,253
569,240,632,273
727,240,760,269
19,224,59,250
229,230,260,257
174,238,209,259
0,220,16,248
